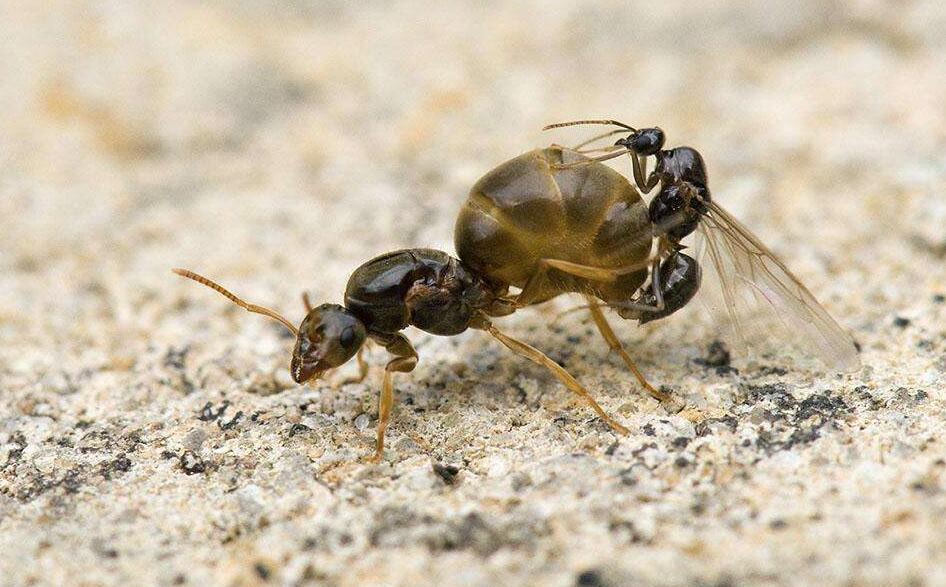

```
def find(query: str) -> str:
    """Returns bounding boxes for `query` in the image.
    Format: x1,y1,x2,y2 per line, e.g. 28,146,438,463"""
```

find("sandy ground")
2,1,946,586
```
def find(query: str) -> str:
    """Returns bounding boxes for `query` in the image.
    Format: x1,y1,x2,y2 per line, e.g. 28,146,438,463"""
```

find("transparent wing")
693,200,861,372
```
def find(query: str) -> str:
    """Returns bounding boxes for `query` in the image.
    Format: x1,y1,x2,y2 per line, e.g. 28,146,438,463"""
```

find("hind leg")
480,321,629,435
585,295,671,403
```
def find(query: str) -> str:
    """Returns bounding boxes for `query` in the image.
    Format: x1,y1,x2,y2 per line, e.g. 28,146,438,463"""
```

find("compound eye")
338,325,358,349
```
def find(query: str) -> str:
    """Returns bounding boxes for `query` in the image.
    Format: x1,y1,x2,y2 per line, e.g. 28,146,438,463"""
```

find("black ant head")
291,304,366,383
617,127,665,156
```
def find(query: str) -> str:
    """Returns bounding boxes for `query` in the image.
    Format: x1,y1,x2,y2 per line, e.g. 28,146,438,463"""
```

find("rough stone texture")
2,2,946,586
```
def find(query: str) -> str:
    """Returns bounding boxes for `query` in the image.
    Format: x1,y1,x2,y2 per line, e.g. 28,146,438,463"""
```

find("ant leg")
601,256,668,317
515,256,656,307
574,145,625,156
339,346,370,385
369,333,418,463
480,322,629,435
552,147,662,192
584,295,670,403
630,154,660,194
572,128,633,150
302,292,313,312
551,149,629,170
485,297,518,317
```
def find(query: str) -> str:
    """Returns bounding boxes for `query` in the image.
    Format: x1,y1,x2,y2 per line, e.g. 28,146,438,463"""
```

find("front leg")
630,153,661,194
369,333,418,462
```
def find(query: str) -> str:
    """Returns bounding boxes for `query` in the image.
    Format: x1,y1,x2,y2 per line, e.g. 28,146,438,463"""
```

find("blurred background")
2,1,946,586
3,0,944,364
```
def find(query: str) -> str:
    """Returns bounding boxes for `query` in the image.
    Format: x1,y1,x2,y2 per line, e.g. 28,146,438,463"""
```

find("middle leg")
339,345,371,385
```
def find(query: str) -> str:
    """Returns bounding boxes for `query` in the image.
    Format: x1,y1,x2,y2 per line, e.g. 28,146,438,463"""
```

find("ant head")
291,304,366,383
617,127,665,156
171,269,367,385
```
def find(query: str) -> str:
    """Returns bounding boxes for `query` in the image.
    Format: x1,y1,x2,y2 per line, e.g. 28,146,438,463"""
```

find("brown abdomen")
454,147,652,303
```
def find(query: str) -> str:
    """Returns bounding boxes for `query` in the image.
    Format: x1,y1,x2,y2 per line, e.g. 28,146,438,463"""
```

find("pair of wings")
547,121,860,372
687,200,861,372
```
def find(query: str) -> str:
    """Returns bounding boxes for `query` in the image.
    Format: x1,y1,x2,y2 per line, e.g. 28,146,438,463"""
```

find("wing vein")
692,201,860,372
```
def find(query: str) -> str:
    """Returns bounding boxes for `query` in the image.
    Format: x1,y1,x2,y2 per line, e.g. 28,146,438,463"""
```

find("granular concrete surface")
2,2,946,586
